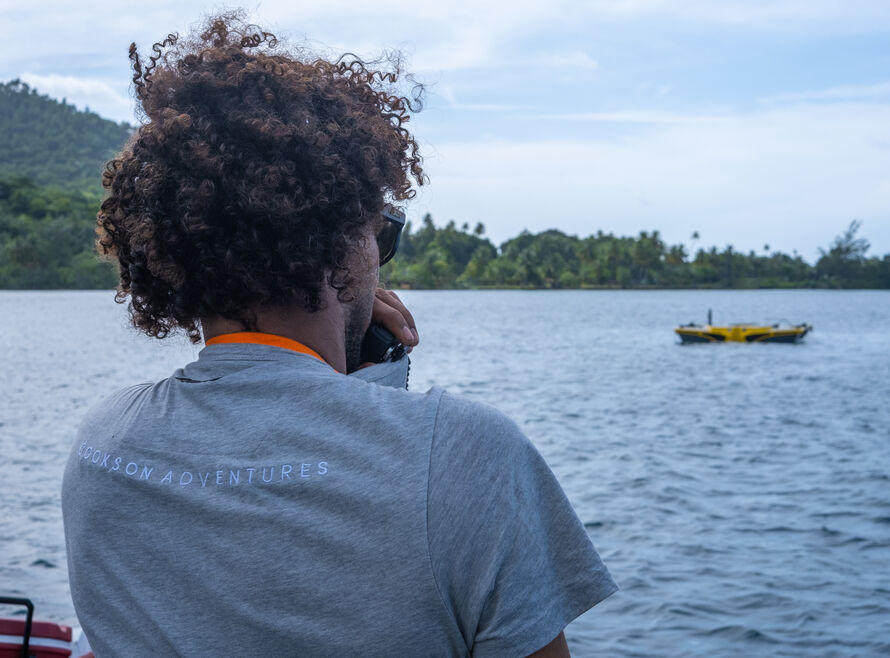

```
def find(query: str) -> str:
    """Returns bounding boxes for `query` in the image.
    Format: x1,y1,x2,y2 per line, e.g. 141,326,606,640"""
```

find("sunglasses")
377,204,406,266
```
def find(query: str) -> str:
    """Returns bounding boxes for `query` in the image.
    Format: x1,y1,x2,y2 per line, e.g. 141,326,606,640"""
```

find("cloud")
5,1,890,260
760,81,890,105
262,0,555,73
413,102,890,259
18,73,134,123
535,51,600,71
533,110,724,124
437,85,528,112
291,0,890,31
577,0,890,30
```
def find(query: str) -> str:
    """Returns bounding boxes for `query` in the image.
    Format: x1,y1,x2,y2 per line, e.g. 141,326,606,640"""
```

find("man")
62,13,617,656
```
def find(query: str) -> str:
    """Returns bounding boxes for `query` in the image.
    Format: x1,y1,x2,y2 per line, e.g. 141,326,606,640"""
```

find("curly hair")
97,12,425,342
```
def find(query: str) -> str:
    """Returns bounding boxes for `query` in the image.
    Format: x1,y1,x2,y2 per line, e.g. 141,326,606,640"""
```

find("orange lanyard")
205,332,332,369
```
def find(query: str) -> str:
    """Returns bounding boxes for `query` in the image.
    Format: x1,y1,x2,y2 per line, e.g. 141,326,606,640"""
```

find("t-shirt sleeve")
427,392,618,657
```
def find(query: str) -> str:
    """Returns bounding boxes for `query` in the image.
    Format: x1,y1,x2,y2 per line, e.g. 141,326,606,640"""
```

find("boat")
675,310,812,344
0,597,92,658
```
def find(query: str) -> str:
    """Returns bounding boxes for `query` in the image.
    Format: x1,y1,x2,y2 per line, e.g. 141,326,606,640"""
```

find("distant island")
1,79,888,290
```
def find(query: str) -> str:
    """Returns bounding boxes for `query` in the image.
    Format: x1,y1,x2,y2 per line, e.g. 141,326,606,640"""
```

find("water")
1,289,889,656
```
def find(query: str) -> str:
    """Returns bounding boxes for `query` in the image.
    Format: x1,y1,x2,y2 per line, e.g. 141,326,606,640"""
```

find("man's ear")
316,269,350,309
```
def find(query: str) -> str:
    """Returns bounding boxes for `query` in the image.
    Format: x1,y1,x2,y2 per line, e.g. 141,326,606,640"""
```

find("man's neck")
201,303,348,373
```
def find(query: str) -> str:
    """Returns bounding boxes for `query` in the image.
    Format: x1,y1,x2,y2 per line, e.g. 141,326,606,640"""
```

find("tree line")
1,175,887,289
0,178,116,288
380,215,890,290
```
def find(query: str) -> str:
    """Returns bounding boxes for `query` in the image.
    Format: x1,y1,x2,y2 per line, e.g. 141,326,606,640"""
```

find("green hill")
0,79,132,191
0,80,130,288
0,178,114,288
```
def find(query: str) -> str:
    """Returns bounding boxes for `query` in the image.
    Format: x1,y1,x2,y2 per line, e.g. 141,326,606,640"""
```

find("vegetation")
1,79,888,290
0,79,128,288
0,178,117,288
0,80,132,193
381,218,890,290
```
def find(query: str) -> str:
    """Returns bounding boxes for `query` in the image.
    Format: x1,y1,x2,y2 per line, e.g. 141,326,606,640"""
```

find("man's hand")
371,288,419,350
356,288,419,370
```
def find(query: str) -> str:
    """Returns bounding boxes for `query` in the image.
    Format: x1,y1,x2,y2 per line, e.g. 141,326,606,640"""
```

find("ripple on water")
4,289,890,657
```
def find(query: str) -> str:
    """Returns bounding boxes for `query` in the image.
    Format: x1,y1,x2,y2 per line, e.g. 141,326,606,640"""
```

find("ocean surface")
1,289,888,656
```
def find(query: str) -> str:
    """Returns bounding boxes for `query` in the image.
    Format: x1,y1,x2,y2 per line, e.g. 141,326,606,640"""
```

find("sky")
2,0,890,261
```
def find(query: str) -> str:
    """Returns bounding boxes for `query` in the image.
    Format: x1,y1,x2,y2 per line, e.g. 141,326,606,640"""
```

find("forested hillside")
1,78,887,290
0,178,115,288
0,79,129,287
0,80,131,191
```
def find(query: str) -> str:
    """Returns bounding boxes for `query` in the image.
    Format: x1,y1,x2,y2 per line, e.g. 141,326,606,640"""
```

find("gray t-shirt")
62,343,616,656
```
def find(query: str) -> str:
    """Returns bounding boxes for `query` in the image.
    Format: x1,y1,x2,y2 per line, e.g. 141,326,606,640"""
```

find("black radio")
360,324,406,364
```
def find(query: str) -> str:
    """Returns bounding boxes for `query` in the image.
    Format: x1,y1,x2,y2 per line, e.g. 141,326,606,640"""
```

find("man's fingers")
372,300,416,345
378,290,417,340
373,288,419,345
